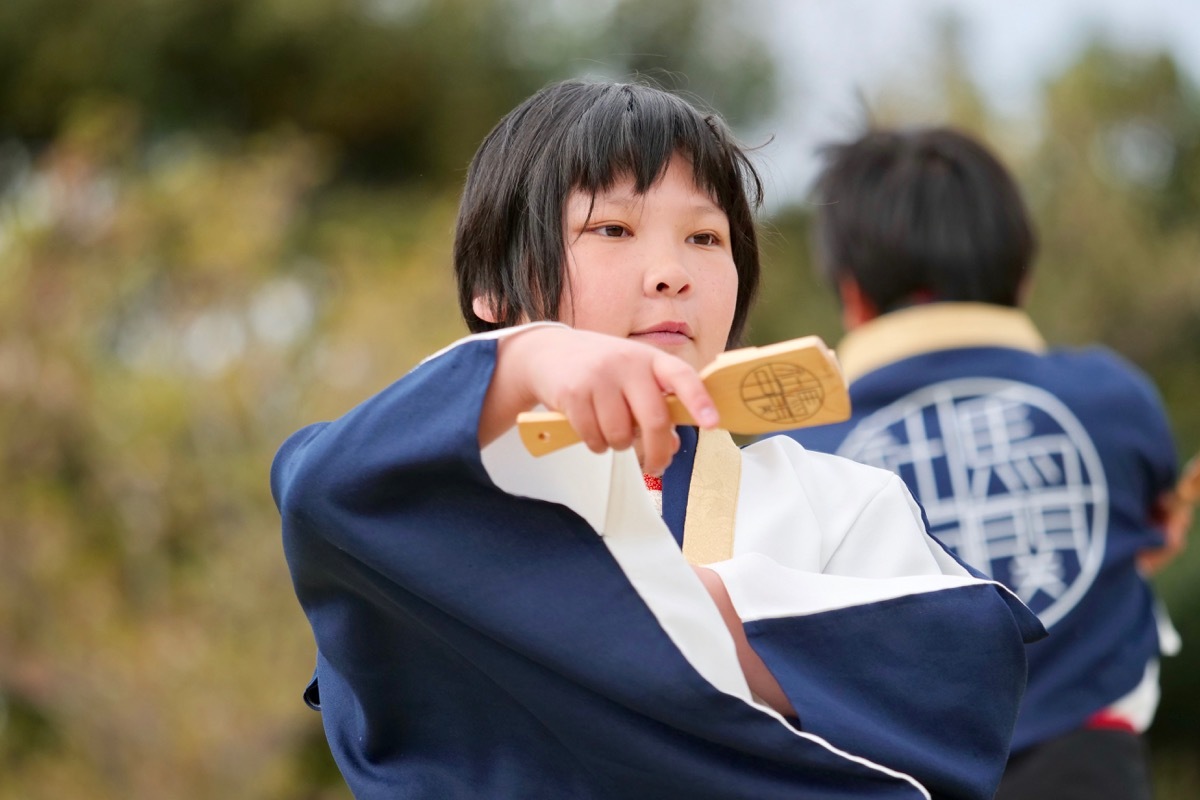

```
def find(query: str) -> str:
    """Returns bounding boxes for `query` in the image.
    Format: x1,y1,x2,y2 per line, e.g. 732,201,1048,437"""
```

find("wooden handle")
516,411,582,457
517,399,696,457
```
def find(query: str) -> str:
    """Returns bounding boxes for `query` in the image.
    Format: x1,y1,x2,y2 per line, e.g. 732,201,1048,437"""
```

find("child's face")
560,154,738,371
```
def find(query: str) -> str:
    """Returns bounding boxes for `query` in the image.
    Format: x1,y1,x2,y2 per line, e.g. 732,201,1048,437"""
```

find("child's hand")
1137,490,1193,576
481,326,719,475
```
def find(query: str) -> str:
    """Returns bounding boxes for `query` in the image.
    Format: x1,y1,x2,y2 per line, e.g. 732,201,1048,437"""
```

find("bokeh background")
1,1,1197,797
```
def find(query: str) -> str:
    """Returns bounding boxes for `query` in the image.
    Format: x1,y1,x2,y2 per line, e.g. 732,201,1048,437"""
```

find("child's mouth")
630,322,693,346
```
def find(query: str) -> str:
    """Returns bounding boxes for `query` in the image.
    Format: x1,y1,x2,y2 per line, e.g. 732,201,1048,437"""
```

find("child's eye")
592,224,631,238
688,232,720,246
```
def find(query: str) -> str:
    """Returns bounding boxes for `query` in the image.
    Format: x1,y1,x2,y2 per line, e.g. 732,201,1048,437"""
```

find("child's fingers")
624,368,677,475
559,394,607,455
653,353,719,429
592,384,637,453
624,362,681,474
566,386,642,456
636,427,681,478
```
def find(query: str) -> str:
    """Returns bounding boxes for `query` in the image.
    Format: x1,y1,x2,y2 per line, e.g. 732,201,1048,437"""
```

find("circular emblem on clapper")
740,363,825,424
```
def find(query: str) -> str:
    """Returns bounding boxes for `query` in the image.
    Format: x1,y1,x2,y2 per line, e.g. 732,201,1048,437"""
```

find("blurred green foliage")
0,0,774,182
0,2,1196,798
0,1,776,797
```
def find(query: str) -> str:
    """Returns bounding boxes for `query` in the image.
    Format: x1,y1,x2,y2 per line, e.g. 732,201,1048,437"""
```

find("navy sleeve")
1078,348,1179,534
270,337,498,544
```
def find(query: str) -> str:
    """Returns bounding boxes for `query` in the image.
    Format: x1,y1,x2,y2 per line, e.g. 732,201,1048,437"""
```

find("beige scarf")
680,428,742,566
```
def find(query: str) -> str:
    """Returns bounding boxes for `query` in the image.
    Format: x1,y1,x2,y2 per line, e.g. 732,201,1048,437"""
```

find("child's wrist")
495,326,559,412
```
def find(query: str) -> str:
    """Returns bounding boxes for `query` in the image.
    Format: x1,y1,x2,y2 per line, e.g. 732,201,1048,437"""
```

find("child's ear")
472,295,501,324
1016,274,1033,307
837,275,878,330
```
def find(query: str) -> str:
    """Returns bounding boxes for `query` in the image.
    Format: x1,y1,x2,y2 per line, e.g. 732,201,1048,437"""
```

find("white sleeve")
823,473,946,578
730,435,949,576
709,435,980,624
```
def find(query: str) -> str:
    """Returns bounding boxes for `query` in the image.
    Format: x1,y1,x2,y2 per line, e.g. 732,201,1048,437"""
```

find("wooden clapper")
516,335,851,456
514,335,852,565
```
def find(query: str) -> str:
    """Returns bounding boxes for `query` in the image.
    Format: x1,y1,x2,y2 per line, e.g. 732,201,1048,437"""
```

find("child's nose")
644,245,692,296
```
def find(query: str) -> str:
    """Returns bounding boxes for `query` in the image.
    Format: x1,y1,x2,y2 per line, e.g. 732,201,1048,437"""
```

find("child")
272,81,1043,800
781,126,1185,800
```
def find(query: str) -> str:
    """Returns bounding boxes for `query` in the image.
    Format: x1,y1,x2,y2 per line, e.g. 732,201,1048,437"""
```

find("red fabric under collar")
1083,710,1137,733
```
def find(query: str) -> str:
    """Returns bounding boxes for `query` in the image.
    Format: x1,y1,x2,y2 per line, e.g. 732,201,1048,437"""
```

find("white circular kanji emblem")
838,378,1108,628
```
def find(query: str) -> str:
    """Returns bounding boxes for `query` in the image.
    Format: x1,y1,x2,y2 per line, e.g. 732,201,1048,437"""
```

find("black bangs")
558,83,760,209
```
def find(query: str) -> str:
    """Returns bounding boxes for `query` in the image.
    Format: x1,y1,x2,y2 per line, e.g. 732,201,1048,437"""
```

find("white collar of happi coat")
837,302,1047,384
468,322,754,706
480,421,758,705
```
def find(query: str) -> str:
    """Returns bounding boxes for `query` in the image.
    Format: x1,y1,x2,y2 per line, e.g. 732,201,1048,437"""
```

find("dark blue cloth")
661,424,697,546
786,341,1177,754
273,337,1034,798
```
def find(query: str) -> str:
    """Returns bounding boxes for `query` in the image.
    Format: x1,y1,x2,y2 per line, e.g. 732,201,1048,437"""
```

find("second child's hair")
812,127,1036,313
454,79,764,346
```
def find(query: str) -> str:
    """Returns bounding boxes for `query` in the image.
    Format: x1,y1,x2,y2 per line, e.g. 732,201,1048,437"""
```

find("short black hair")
454,79,763,346
812,126,1036,312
